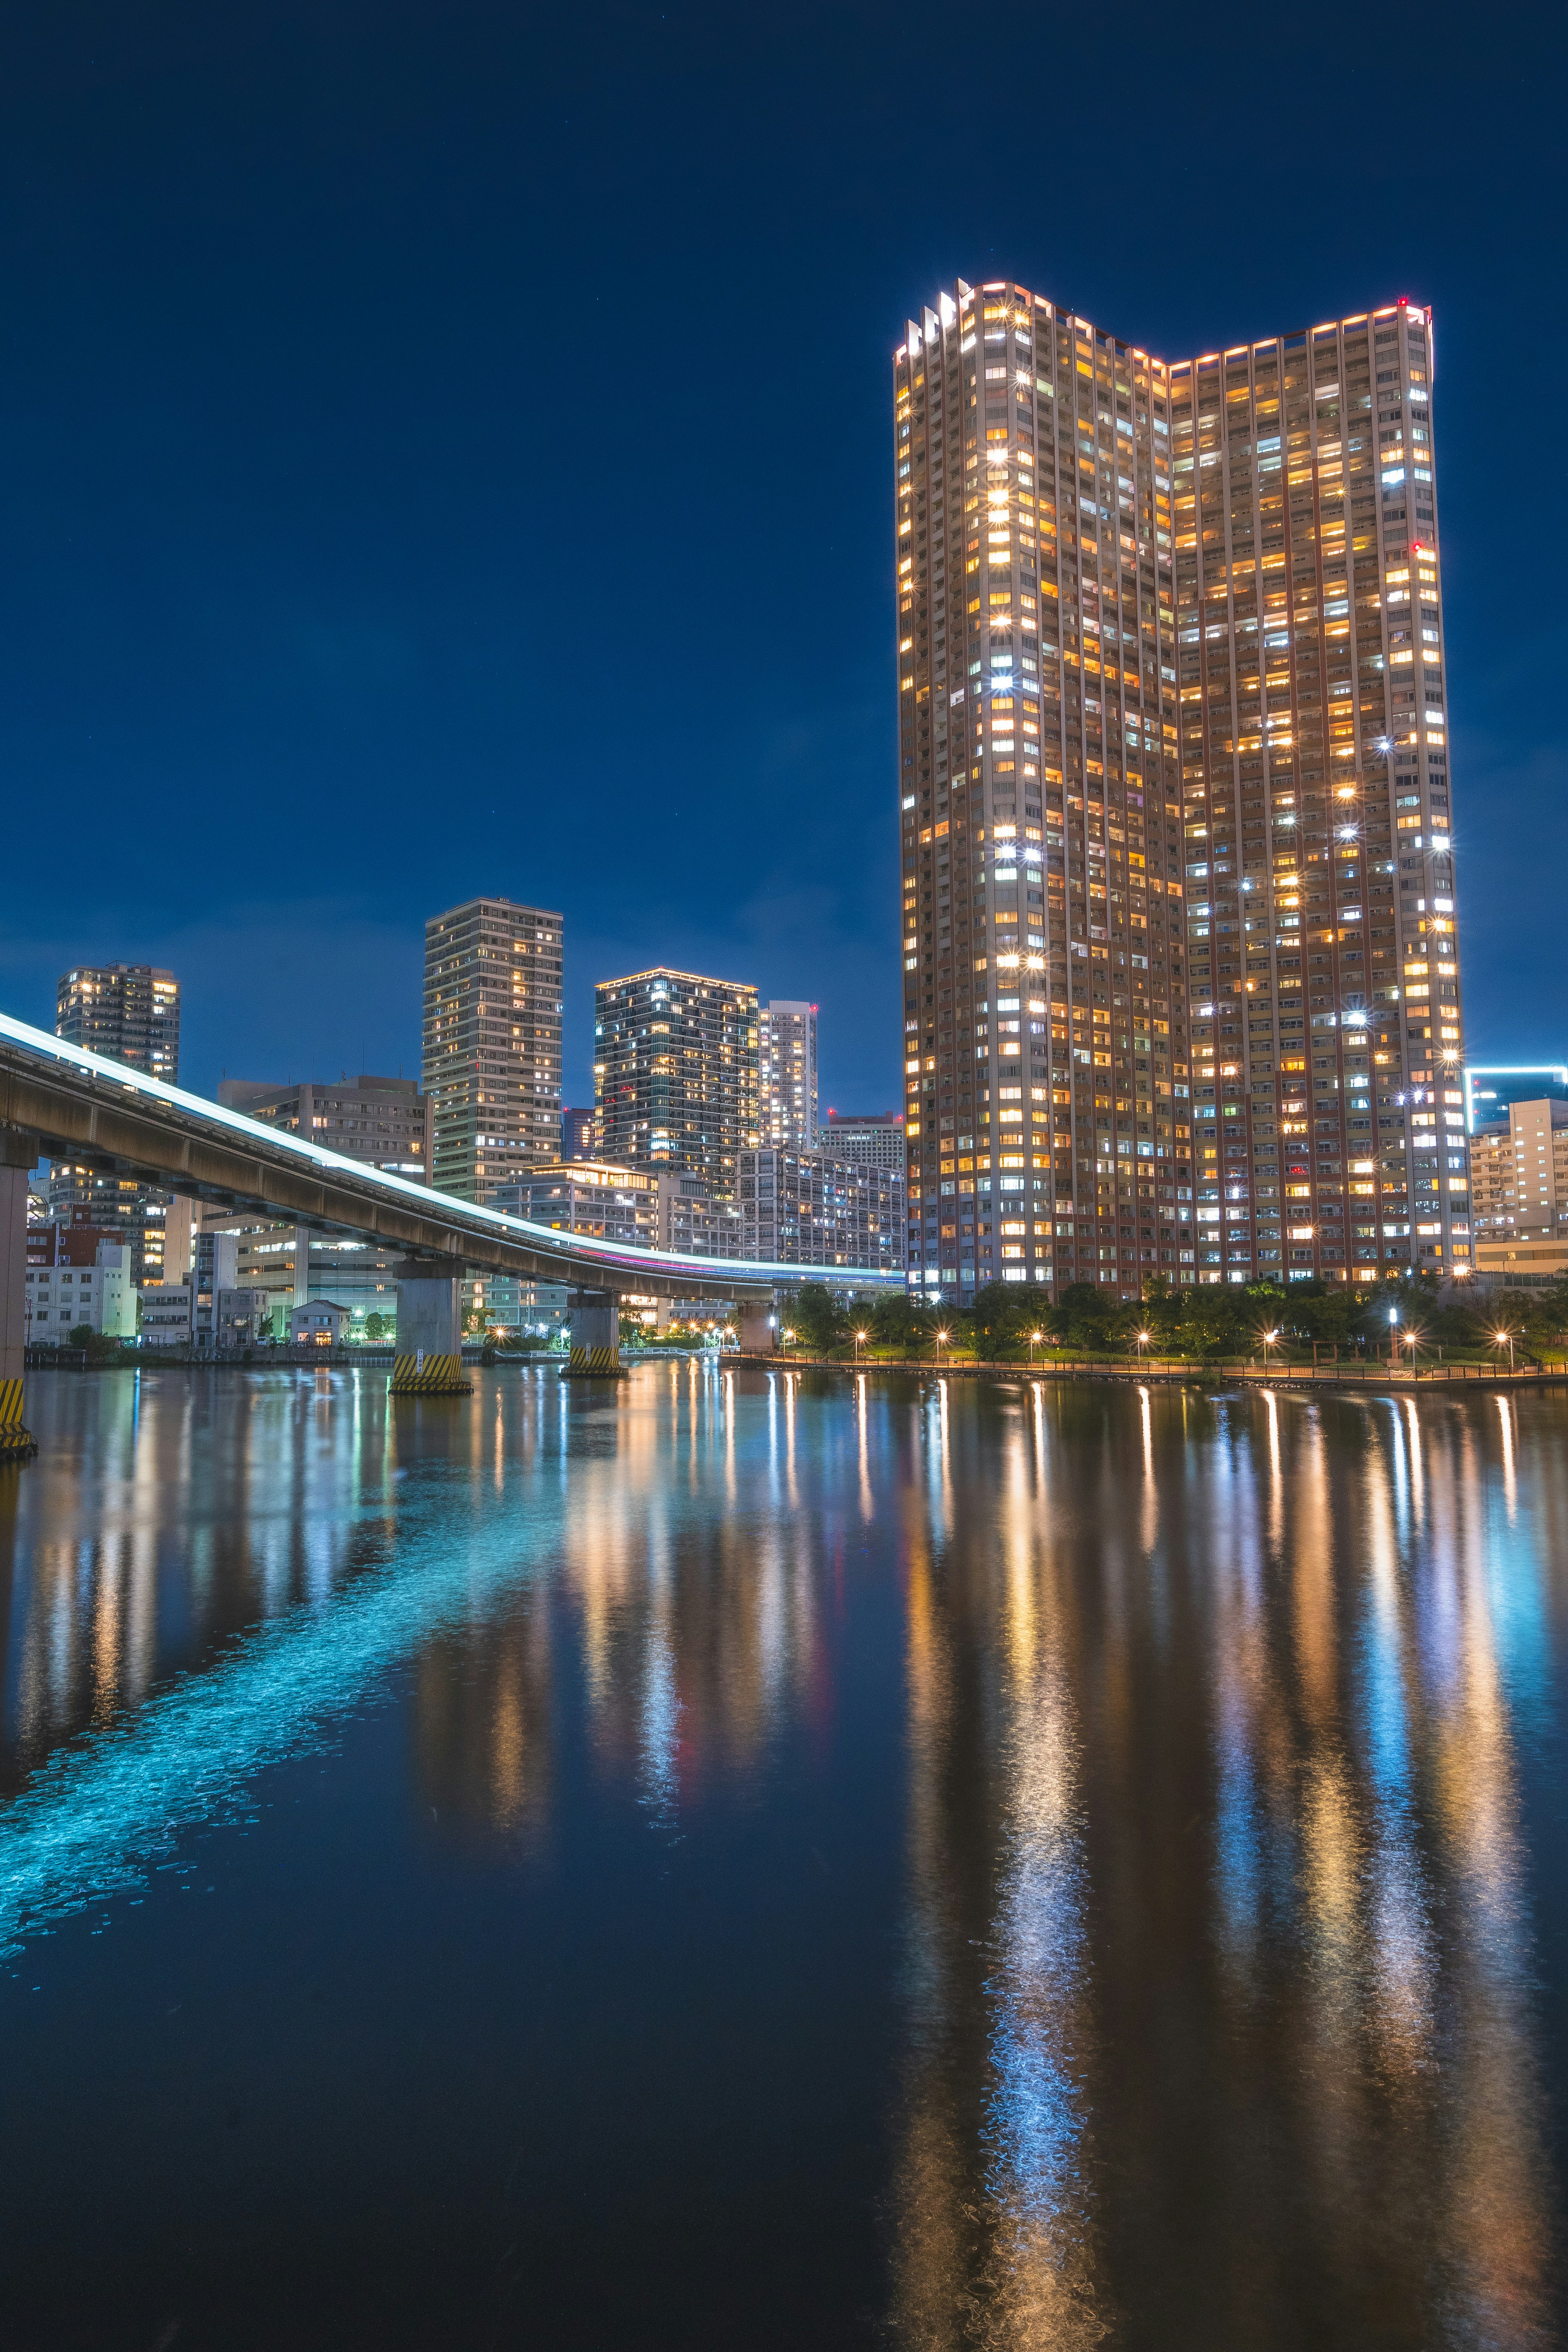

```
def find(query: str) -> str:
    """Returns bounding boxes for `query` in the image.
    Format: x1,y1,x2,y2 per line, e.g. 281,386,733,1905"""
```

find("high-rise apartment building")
594,968,758,1194
50,963,182,1285
422,899,563,1203
897,280,1466,1302
759,1000,818,1150
56,964,180,1081
822,1110,906,1172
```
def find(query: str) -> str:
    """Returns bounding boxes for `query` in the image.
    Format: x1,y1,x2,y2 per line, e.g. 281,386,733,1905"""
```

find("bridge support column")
736,1299,775,1357
564,1288,626,1377
390,1264,471,1394
0,1129,38,1459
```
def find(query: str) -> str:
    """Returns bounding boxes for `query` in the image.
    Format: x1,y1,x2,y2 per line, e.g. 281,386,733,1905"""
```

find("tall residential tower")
758,1000,818,1151
422,898,563,1204
50,963,183,1285
897,281,1465,1302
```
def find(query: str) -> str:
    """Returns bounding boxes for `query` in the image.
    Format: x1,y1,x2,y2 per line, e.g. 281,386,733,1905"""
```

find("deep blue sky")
1,2,1561,1110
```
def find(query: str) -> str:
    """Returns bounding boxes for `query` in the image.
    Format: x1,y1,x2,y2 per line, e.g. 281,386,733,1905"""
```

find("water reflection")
0,1367,1562,2346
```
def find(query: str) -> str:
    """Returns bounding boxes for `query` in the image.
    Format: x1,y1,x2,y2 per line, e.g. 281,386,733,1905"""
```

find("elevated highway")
0,1010,903,1437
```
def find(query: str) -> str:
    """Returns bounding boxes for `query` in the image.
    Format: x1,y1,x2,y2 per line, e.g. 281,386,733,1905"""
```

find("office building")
22,1234,136,1339
737,1148,904,1272
822,1110,906,1172
896,281,1466,1301
218,1074,433,1178
561,1105,597,1160
196,1078,433,1338
759,1001,818,1151
50,963,182,1286
594,968,758,1194
1464,1065,1568,1135
423,898,563,1203
1470,1099,1568,1287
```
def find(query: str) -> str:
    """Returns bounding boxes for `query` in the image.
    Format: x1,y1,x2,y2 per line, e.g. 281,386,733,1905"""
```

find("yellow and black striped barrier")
0,1376,36,1460
561,1345,627,1378
389,1353,472,1396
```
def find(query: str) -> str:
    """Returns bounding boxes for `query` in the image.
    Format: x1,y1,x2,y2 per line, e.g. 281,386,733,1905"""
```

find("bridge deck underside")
0,1053,801,1303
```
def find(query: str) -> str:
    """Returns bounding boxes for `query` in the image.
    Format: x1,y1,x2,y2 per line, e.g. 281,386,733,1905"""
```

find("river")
1,1361,1563,2348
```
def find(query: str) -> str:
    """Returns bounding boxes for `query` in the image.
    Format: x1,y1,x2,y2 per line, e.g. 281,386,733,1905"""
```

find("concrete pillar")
564,1287,625,1376
654,1297,672,1335
0,1129,38,1459
736,1299,774,1356
390,1262,470,1394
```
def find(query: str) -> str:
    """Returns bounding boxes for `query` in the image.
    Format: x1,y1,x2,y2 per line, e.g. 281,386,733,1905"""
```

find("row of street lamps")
775,1315,1525,1374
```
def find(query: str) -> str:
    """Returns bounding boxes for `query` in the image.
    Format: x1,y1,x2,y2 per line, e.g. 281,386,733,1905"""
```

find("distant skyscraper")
822,1110,906,1172
561,1105,597,1160
50,963,182,1285
56,964,180,1082
758,1001,818,1151
594,967,758,1194
422,898,563,1203
897,278,1465,1303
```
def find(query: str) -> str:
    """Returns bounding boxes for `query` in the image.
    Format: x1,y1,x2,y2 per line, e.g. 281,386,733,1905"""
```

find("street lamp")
935,1326,950,1370
782,1325,795,1358
1029,1327,1043,1369
1493,1326,1516,1374
855,1328,868,1363
1261,1326,1279,1370
1136,1327,1152,1368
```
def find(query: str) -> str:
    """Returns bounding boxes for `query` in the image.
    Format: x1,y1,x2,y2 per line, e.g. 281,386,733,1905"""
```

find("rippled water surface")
2,1362,1566,2349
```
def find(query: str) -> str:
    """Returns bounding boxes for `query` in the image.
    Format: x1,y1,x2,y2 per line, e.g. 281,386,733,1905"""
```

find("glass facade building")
897,280,1465,1301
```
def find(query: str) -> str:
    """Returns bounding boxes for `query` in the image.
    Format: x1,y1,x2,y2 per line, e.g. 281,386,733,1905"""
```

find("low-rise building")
139,1284,195,1348
737,1148,903,1271
22,1232,136,1339
290,1301,353,1346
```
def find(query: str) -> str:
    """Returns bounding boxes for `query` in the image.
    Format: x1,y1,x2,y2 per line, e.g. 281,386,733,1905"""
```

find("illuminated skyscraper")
758,1000,818,1151
896,281,1466,1302
422,898,563,1203
49,963,182,1285
594,967,758,1194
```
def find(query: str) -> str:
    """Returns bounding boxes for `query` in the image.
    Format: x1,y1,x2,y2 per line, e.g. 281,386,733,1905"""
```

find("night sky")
2,3,1561,1112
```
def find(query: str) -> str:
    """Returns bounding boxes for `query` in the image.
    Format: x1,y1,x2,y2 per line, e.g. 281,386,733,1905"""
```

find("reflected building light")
1494,1393,1517,1527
